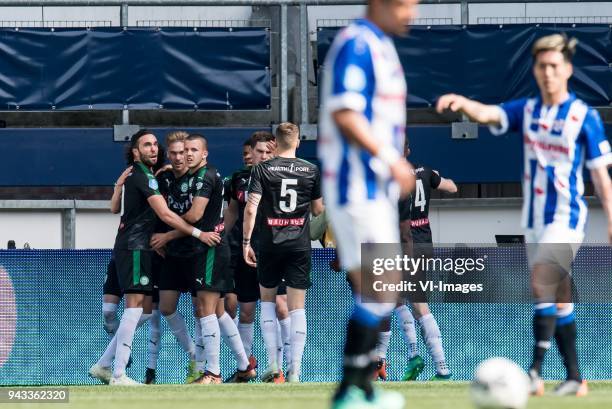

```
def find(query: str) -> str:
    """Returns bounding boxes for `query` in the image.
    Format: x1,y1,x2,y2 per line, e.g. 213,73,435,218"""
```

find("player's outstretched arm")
590,165,612,243
147,195,220,246
333,109,415,195
436,94,502,126
437,177,458,194
242,193,261,267
109,166,132,214
223,199,239,233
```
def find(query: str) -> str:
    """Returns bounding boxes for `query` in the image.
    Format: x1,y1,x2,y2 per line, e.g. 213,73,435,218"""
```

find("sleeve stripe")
489,106,509,136
586,152,612,170
325,92,366,114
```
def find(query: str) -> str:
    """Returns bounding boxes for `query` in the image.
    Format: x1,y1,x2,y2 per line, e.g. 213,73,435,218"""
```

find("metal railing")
0,20,113,27
317,17,454,27
477,16,612,24
135,18,270,27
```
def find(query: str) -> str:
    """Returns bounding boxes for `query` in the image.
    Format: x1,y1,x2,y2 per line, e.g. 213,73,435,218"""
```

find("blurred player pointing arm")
437,34,612,397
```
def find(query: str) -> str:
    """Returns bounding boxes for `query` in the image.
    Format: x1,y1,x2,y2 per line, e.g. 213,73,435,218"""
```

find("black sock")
335,317,379,401
531,313,557,374
555,320,581,381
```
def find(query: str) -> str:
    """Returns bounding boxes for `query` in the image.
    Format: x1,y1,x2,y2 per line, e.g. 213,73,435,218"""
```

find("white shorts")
327,198,400,272
525,223,584,273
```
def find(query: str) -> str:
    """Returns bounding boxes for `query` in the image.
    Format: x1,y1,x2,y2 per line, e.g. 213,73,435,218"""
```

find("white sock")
97,333,117,368
289,309,307,379
279,317,292,373
260,302,278,371
194,317,205,372
419,313,449,375
113,307,142,378
164,311,195,360
102,302,119,337
97,310,149,369
219,312,249,371
376,331,392,360
200,314,221,375
238,322,254,358
276,319,284,370
147,310,161,370
396,305,419,358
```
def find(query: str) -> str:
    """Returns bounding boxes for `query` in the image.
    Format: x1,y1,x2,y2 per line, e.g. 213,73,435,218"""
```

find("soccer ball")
470,357,530,409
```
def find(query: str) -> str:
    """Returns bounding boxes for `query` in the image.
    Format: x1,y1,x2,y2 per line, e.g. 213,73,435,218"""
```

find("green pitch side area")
2,381,612,409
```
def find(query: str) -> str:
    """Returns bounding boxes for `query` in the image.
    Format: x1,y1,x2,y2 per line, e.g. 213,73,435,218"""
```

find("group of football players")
89,123,325,386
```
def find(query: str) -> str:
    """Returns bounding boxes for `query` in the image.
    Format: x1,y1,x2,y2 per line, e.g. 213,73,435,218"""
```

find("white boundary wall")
0,199,608,249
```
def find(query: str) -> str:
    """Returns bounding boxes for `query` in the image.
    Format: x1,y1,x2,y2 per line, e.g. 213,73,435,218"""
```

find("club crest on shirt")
148,179,158,190
552,119,565,133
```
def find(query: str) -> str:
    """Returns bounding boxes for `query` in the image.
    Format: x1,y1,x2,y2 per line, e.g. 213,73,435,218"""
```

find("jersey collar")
537,91,576,109
355,18,387,40
135,161,153,176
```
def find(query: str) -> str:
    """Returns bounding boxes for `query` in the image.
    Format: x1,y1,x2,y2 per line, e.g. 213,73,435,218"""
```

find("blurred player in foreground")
437,34,612,396
319,0,419,407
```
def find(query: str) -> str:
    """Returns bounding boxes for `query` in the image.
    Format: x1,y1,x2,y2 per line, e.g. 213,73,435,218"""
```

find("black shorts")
258,249,311,290
193,240,233,293
231,253,260,303
159,254,195,293
277,280,287,296
103,257,123,297
114,249,154,294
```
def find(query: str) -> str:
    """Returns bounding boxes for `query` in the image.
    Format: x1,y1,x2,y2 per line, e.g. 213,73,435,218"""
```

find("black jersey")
248,157,321,251
188,164,225,252
114,162,161,251
222,176,232,206
157,169,194,256
227,166,252,251
409,165,441,244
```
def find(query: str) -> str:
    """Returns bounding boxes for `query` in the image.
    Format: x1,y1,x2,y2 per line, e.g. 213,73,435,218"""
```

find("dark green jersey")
114,162,161,251
188,164,225,252
158,169,194,256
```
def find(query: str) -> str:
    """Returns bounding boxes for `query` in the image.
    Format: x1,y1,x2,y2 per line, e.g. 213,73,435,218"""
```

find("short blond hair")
532,33,578,62
275,122,299,148
165,130,188,146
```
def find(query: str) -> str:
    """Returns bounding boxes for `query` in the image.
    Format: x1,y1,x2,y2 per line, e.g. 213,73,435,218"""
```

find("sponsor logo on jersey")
267,217,306,227
523,135,569,155
410,217,430,228
267,163,312,173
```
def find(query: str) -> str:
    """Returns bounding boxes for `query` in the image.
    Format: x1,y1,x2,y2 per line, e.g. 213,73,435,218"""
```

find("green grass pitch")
2,382,612,409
